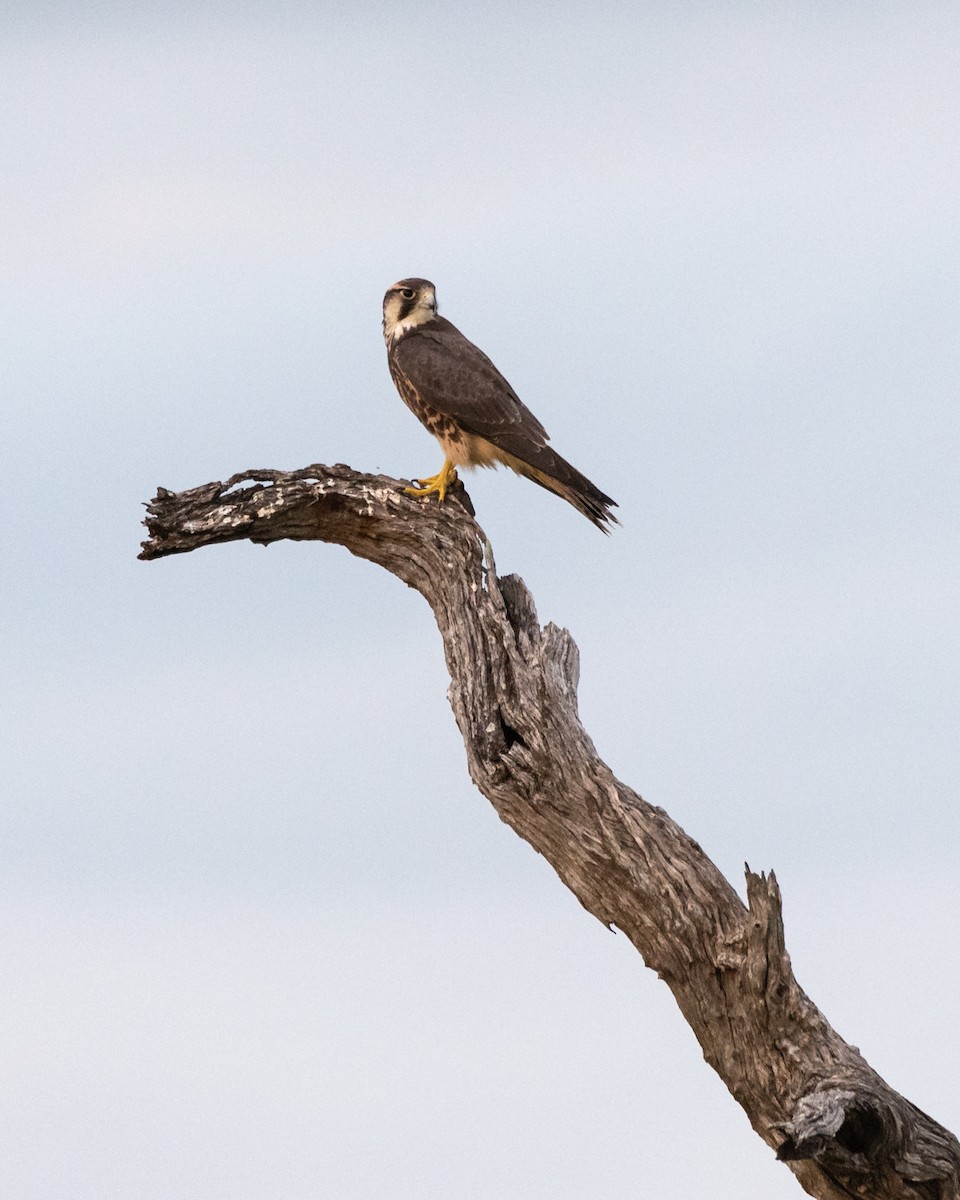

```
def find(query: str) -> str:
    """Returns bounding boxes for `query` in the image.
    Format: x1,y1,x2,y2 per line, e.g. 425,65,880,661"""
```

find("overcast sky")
3,4,959,1197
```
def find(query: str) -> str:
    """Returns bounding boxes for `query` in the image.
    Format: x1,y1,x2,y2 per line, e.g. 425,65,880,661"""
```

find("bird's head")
382,278,438,343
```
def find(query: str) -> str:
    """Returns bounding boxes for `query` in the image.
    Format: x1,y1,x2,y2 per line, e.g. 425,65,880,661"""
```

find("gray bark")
139,462,960,1200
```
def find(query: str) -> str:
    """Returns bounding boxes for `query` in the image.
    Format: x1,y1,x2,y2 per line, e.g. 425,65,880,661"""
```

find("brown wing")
390,316,549,445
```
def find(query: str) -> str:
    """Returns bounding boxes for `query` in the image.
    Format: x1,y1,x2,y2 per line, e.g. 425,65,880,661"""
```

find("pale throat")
383,296,437,344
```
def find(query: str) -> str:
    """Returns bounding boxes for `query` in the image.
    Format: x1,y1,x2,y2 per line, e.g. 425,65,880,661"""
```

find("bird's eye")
400,288,416,300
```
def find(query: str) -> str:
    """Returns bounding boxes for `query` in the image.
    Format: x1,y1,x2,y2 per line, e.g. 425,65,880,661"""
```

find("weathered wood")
140,463,960,1200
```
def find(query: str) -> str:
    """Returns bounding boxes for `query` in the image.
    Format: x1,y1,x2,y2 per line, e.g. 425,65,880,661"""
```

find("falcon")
383,278,618,532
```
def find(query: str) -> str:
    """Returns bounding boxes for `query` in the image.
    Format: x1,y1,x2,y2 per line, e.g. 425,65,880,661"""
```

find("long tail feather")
495,443,619,533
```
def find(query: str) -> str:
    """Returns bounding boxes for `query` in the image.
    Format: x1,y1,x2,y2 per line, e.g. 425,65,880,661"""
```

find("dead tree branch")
140,462,959,1200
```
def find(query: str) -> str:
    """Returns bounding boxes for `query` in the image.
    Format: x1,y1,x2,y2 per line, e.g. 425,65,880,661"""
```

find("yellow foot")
404,461,459,503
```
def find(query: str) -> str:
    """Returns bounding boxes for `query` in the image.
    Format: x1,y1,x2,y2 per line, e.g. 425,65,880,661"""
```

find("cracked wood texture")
140,463,959,1200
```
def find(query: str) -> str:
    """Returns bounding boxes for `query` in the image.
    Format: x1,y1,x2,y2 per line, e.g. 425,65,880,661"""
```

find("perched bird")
382,278,618,532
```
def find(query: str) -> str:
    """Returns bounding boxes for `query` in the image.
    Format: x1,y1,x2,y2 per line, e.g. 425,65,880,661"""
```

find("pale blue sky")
2,4,959,1197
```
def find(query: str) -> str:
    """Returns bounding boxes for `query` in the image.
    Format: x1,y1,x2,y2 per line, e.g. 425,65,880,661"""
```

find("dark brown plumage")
382,278,618,532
